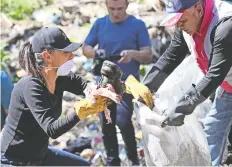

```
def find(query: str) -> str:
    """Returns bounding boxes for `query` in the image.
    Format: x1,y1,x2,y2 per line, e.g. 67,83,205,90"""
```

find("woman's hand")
74,84,122,120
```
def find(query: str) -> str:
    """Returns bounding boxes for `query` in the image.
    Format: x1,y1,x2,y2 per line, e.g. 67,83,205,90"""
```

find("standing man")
1,71,14,130
142,0,232,165
82,0,152,165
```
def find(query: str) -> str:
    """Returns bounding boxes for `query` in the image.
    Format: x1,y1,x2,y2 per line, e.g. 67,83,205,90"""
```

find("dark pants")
229,125,232,145
1,147,90,166
99,93,138,166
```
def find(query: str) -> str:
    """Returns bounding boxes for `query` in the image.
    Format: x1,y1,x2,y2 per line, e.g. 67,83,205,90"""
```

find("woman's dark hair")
18,41,54,84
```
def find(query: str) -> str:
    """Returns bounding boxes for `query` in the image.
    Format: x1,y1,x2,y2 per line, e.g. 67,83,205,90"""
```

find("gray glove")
95,49,106,59
162,84,206,127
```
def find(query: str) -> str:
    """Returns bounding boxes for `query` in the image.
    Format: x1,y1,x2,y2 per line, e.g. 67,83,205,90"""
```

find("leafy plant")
0,43,10,68
0,43,24,83
1,0,53,20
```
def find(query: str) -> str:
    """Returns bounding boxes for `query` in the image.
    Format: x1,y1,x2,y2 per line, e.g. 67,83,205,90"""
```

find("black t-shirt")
1,73,88,161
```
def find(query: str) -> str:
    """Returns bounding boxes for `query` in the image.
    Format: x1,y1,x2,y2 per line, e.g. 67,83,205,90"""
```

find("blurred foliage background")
1,0,53,20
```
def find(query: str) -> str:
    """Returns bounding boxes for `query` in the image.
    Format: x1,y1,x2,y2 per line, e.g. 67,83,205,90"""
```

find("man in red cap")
142,0,232,165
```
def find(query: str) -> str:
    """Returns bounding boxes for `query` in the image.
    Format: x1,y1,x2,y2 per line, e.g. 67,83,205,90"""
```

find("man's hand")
95,49,106,59
118,50,134,63
161,84,206,127
125,75,154,109
161,106,186,127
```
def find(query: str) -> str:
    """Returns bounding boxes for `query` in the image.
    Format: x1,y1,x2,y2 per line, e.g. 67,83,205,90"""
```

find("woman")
0,27,113,166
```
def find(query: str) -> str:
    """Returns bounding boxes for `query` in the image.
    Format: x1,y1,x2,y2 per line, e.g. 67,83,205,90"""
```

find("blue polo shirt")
85,15,151,80
1,71,14,110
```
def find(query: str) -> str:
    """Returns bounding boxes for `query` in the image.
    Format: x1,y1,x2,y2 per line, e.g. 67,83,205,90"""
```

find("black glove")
92,49,107,76
99,60,125,96
162,84,206,127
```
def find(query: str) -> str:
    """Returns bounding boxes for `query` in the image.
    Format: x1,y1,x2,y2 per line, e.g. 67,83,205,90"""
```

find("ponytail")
19,42,45,83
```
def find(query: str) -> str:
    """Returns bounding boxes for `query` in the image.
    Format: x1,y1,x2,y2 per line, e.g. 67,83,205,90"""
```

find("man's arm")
196,17,232,98
119,21,152,64
82,44,95,58
82,20,99,59
119,47,152,64
161,17,232,127
142,28,189,92
133,20,153,63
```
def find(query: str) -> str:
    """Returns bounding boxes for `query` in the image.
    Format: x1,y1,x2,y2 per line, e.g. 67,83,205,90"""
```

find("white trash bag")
134,55,211,166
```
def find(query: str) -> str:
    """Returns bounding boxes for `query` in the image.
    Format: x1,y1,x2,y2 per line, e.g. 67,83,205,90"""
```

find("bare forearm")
82,44,95,58
131,48,152,64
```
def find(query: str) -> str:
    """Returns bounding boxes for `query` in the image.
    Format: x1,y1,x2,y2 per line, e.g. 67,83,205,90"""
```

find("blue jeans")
1,147,90,166
42,146,90,166
203,87,232,165
99,93,138,166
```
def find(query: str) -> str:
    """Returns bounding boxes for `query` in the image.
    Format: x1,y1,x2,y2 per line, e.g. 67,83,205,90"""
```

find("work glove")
74,96,109,120
95,49,107,59
76,83,122,120
161,84,206,127
100,60,125,96
92,49,107,76
125,75,154,109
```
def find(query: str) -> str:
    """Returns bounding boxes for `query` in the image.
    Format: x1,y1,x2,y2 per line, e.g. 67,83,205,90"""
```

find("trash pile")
1,0,172,80
48,113,146,166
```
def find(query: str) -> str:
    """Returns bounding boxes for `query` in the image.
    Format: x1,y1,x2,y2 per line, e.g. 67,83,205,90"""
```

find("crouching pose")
1,27,119,166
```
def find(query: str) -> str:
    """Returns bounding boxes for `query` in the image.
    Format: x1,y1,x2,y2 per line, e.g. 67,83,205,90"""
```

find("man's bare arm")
118,47,153,64
82,44,95,59
131,47,153,64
